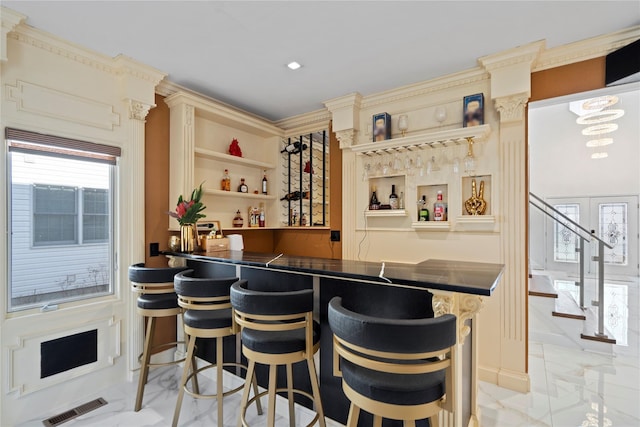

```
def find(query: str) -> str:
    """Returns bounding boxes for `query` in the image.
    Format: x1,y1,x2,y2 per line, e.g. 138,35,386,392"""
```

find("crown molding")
478,40,545,72
6,21,168,87
360,67,489,110
323,92,362,112
534,25,640,72
1,6,26,62
275,108,331,135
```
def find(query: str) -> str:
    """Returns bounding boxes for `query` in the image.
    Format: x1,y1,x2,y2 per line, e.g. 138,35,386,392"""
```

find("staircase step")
580,307,617,344
529,274,557,298
552,290,586,320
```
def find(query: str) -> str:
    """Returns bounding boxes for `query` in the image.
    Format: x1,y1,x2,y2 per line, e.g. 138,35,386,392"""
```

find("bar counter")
166,250,504,427
167,250,503,296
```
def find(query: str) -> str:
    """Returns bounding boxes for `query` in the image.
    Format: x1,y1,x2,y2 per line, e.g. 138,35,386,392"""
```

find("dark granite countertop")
165,250,504,296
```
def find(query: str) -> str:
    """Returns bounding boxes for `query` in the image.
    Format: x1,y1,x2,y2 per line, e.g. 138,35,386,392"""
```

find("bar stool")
230,280,326,427
172,271,262,427
328,296,457,427
128,263,195,412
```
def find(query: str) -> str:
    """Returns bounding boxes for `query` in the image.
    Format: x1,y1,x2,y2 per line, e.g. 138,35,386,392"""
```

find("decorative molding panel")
127,99,153,121
5,80,120,129
7,316,121,396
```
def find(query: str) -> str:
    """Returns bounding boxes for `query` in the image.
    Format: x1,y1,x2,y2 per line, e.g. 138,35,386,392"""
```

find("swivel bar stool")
230,280,326,427
172,271,262,427
328,296,457,427
128,263,196,412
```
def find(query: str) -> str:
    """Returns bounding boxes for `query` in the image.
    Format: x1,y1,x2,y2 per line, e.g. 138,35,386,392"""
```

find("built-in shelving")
411,221,450,230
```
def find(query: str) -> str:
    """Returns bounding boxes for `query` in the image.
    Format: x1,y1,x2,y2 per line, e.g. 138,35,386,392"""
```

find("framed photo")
372,112,391,142
463,94,484,127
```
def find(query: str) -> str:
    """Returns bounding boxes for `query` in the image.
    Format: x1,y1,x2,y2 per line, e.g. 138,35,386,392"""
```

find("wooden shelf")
365,209,408,217
411,221,451,231
204,188,277,200
195,147,276,169
352,124,491,155
455,215,496,231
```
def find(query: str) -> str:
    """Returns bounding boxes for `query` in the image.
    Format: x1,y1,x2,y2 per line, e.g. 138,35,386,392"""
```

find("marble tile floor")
18,339,640,427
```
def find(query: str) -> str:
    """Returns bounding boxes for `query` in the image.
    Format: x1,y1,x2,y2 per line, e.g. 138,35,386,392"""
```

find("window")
33,184,78,246
553,203,580,263
6,128,120,312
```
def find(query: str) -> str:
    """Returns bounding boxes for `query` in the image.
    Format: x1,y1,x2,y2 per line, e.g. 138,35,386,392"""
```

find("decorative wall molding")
494,93,529,123
1,6,25,62
433,294,453,317
534,25,640,72
7,315,120,397
5,80,121,129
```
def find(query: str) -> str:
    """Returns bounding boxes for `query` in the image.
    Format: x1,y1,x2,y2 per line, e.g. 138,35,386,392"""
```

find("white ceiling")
3,1,640,121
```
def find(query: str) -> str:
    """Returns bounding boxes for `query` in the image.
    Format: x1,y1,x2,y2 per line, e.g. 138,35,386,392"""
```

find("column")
324,93,362,260
478,41,543,392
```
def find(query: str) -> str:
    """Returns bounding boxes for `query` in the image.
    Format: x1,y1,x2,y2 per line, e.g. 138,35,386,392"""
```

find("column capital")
494,92,529,123
335,129,357,149
1,6,26,62
125,99,154,121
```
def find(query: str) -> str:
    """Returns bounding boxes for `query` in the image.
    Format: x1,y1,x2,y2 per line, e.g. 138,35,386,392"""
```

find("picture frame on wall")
463,93,484,127
372,112,391,142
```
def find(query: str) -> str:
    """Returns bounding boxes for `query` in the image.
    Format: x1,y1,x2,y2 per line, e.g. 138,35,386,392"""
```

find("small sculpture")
464,179,487,215
229,138,242,157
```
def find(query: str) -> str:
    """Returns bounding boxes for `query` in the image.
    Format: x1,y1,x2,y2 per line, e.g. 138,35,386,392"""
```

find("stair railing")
529,192,614,338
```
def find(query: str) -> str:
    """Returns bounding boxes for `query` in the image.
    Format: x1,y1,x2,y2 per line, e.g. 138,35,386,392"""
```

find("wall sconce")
398,115,409,137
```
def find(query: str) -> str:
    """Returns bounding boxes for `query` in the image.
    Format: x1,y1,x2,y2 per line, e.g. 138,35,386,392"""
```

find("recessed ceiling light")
287,61,301,70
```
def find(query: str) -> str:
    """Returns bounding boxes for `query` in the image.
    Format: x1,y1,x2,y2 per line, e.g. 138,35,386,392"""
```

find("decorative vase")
180,223,197,253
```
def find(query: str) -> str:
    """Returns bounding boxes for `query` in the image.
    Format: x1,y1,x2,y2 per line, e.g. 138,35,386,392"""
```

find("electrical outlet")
149,242,159,257
330,230,340,242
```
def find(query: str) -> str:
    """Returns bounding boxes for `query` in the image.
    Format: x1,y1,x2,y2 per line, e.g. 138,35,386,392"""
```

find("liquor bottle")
233,209,244,228
238,178,248,193
221,169,230,191
433,190,447,221
419,195,429,221
389,184,399,209
262,170,268,194
259,203,266,227
399,191,404,210
369,186,380,210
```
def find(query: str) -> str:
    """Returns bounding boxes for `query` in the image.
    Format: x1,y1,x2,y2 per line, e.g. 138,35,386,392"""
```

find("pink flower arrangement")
168,183,206,225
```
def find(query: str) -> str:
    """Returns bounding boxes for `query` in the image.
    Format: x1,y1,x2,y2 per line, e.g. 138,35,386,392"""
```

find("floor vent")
42,397,107,427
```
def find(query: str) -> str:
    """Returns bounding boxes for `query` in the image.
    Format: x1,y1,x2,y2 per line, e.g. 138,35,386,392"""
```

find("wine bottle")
369,186,379,210
221,169,231,191
389,184,399,209
259,203,265,227
419,195,429,221
262,170,268,194
433,190,447,221
238,177,248,193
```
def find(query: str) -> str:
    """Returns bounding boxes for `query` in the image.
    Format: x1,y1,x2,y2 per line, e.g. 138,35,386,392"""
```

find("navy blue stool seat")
128,263,192,412
328,296,457,427
231,281,326,427
172,271,262,427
